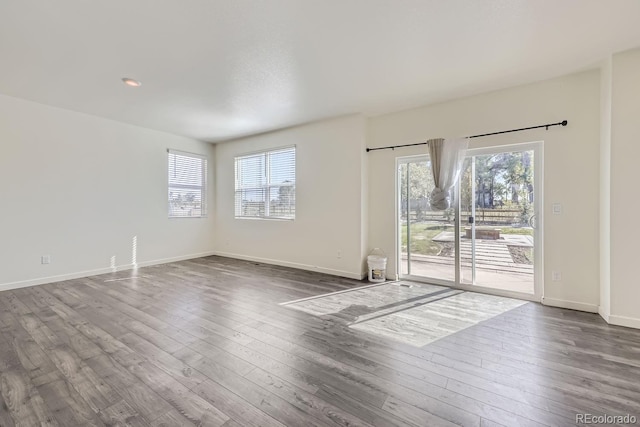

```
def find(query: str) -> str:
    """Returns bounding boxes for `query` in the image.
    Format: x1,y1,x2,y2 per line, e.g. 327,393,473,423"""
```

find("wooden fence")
406,209,522,225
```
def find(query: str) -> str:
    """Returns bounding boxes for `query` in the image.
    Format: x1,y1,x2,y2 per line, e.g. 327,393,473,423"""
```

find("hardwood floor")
1,256,639,427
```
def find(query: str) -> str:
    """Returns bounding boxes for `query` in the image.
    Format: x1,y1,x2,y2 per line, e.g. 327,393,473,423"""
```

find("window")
168,149,207,218
235,146,295,219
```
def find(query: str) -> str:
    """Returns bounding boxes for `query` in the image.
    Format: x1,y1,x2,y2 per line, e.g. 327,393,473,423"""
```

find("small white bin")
367,248,387,283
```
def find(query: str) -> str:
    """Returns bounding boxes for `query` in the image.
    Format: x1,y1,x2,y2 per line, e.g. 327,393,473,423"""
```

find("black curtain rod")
365,120,568,152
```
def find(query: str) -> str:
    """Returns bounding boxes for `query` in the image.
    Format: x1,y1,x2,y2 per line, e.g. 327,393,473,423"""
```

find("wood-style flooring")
1,256,639,426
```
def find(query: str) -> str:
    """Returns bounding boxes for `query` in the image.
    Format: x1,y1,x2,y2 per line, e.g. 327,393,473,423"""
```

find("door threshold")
400,275,540,302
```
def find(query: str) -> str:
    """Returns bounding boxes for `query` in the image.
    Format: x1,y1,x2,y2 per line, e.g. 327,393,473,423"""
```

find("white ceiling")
1,1,640,142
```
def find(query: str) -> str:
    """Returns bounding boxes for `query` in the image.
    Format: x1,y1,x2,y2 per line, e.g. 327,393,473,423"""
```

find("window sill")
234,216,294,222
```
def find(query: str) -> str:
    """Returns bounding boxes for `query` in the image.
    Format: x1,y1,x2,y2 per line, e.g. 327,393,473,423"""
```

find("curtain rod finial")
561,120,568,126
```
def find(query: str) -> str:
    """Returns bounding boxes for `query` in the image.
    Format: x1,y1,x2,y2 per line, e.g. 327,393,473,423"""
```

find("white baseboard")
545,299,639,330
0,250,217,292
135,251,217,269
598,306,611,323
0,267,115,292
214,251,364,280
607,314,640,329
541,297,598,313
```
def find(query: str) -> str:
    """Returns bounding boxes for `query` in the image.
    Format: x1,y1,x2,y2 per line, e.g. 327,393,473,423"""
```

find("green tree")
399,161,435,218
278,181,294,215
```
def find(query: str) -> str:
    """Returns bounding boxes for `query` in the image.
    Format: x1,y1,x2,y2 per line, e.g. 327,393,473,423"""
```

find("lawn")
400,222,450,256
497,226,534,236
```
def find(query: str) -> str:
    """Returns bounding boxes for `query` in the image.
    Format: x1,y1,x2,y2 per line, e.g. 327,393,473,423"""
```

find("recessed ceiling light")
122,78,142,87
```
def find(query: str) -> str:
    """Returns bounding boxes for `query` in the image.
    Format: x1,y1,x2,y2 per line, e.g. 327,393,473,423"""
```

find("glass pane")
470,150,535,294
235,188,266,217
398,163,409,276
268,148,295,185
268,185,296,219
169,187,204,217
459,157,473,284
401,159,455,282
168,154,205,187
237,154,266,188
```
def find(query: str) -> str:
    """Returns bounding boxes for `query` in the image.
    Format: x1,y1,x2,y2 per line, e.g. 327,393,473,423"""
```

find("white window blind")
235,146,295,219
168,149,207,218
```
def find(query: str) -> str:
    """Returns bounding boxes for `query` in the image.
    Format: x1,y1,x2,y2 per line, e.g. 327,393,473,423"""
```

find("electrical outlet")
552,271,562,281
41,255,51,265
337,250,342,259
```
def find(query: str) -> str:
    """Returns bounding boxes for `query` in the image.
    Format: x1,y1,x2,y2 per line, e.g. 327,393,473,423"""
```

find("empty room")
1,1,640,426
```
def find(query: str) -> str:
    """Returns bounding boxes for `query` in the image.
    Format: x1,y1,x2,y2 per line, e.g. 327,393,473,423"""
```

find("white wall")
609,47,640,328
599,57,612,321
214,115,368,279
367,71,601,312
0,94,216,290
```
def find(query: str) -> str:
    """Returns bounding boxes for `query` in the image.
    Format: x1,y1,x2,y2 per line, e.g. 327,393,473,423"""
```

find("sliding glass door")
398,157,456,282
460,145,539,295
397,142,541,299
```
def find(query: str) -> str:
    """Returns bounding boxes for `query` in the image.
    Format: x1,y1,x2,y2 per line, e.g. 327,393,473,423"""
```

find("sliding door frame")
395,141,544,303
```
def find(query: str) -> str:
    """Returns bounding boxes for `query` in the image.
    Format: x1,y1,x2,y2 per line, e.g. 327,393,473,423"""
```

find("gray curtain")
427,137,469,210
427,138,444,189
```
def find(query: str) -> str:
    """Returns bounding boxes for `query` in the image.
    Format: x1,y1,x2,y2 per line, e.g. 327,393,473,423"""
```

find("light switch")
552,203,562,215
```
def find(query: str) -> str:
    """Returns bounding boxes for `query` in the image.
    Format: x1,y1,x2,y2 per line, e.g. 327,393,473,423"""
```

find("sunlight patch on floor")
350,292,527,347
282,281,448,320
282,282,527,347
